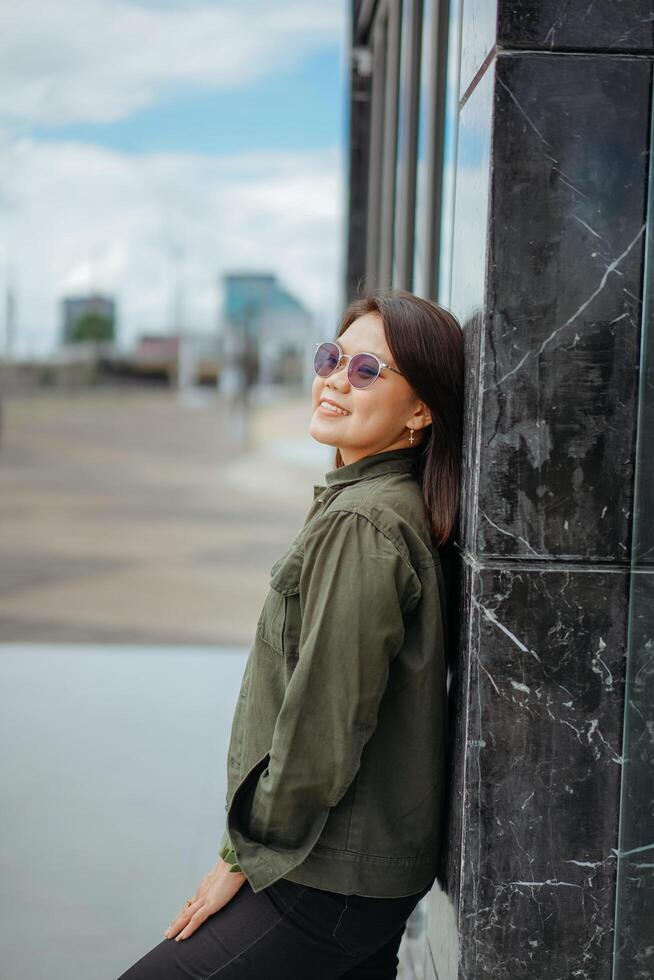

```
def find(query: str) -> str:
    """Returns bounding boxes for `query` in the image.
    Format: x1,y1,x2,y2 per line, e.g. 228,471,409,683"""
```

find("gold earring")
408,427,414,445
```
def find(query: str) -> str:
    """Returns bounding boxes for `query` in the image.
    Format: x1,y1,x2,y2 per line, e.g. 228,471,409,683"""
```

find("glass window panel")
379,0,402,289
413,0,434,298
392,0,413,289
413,0,463,302
365,6,388,290
437,0,463,306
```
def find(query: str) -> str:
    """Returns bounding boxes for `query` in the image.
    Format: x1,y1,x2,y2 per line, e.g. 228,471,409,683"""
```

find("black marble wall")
428,2,653,978
497,2,654,52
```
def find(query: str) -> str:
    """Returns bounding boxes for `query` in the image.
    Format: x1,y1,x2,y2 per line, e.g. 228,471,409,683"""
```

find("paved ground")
0,383,333,645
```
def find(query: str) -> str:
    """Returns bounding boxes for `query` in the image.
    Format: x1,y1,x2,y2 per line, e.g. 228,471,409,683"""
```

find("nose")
327,358,350,387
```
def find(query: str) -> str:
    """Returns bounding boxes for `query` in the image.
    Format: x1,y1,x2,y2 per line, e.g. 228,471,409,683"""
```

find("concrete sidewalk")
0,385,333,646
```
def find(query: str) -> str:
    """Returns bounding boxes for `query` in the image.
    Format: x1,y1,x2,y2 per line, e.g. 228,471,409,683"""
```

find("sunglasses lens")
314,342,341,377
349,353,379,388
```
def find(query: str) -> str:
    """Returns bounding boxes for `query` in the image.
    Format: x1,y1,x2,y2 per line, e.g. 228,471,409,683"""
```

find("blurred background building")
219,271,314,390
61,293,116,345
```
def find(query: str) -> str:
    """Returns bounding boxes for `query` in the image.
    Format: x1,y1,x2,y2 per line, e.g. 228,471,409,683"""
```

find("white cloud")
0,0,345,127
0,0,349,356
0,138,345,355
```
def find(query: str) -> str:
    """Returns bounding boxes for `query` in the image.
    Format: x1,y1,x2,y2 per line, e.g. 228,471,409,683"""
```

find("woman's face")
309,313,430,465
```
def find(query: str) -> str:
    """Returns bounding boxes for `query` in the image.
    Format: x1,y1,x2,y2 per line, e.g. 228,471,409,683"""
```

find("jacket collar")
323,445,422,489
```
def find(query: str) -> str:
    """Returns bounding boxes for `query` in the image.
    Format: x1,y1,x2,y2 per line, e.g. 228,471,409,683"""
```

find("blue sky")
0,1,349,355
31,46,345,156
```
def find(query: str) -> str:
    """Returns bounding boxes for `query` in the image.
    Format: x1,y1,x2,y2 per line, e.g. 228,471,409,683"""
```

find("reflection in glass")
436,0,462,307
392,0,423,289
393,0,415,289
413,0,434,299
413,0,463,303
365,8,388,290
379,0,402,289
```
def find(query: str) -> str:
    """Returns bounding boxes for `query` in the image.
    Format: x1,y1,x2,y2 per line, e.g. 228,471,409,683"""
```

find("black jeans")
116,876,431,979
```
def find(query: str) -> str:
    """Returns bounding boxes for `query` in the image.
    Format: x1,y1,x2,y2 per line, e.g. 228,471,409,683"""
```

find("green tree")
69,311,114,343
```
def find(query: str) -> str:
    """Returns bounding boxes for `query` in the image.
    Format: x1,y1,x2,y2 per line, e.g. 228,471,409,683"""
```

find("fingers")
178,898,197,919
164,900,199,940
174,904,211,941
164,901,210,942
164,865,246,942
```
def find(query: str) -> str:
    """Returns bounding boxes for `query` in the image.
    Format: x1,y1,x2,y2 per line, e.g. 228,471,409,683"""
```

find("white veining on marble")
486,223,646,391
480,510,540,555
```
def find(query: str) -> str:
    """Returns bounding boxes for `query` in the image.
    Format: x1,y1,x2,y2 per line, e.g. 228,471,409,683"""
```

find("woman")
118,288,464,979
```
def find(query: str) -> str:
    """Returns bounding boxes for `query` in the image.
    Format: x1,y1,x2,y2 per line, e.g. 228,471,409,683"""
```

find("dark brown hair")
333,288,464,548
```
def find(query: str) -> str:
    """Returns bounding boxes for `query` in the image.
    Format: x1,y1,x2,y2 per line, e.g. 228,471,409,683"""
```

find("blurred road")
0,385,332,645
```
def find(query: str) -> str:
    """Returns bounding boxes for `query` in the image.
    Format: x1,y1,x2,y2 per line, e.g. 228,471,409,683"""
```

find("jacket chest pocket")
256,547,303,658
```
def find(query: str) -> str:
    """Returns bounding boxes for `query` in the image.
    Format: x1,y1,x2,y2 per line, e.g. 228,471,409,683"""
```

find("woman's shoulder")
320,473,438,572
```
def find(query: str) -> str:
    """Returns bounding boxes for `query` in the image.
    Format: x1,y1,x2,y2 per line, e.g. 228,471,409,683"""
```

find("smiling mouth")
318,402,351,417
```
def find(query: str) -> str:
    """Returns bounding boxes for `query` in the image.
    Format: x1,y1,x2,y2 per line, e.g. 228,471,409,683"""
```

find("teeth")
320,401,350,416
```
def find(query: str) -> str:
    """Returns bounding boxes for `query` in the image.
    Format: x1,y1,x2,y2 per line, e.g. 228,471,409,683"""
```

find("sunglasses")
313,341,403,389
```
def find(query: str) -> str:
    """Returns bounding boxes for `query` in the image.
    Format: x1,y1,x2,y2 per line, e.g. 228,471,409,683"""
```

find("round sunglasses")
313,341,403,389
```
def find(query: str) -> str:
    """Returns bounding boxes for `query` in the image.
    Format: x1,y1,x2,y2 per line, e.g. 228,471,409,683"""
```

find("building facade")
220,272,314,389
346,2,653,978
61,293,116,344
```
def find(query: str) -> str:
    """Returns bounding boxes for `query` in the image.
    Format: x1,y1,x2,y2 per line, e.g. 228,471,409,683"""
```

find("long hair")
333,288,464,548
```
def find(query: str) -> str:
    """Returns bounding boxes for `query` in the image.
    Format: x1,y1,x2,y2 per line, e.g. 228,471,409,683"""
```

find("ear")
413,403,432,429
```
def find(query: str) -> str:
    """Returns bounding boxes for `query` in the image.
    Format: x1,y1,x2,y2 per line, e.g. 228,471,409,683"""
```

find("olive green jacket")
219,444,448,897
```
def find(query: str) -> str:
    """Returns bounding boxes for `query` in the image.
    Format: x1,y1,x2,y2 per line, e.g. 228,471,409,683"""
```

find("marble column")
428,3,653,979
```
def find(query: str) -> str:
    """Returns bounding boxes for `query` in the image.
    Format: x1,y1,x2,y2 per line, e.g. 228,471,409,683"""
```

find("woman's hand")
164,858,248,942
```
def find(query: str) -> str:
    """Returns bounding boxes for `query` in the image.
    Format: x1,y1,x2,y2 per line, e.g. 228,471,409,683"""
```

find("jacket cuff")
218,829,243,873
218,827,231,857
226,751,331,893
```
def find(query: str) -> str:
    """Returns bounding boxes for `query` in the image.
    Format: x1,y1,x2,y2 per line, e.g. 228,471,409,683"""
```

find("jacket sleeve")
226,508,422,892
218,828,243,873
